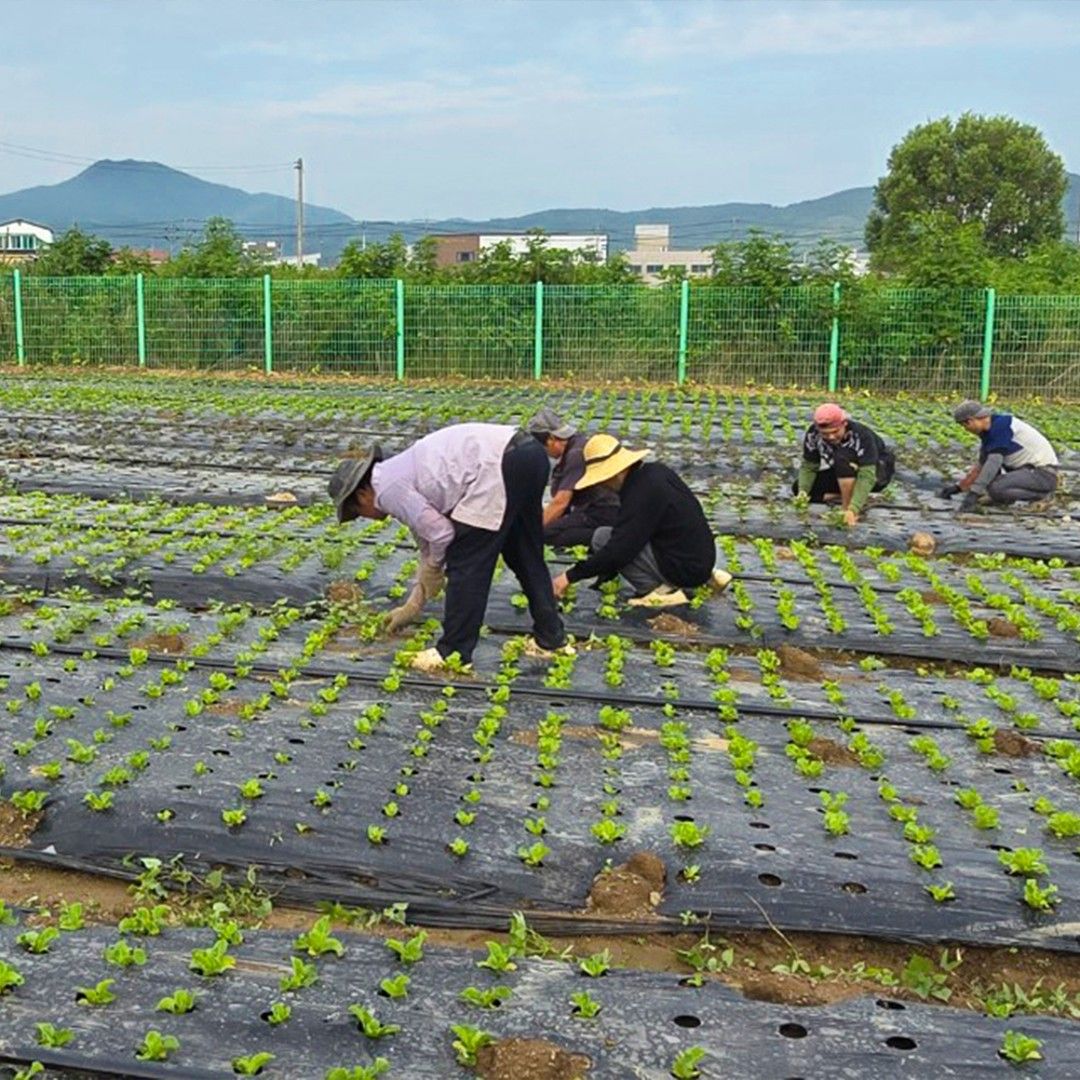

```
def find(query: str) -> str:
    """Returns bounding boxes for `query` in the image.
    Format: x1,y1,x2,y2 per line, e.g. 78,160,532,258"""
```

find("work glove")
385,563,447,635
958,491,980,513
937,483,962,499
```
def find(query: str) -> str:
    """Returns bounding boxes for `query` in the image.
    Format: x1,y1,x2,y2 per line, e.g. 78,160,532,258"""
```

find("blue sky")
2,0,1079,221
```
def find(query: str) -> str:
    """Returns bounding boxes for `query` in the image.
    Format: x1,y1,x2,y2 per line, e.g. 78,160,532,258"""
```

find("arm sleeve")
553,446,585,495
796,460,817,495
376,482,456,568
849,467,877,513
801,429,820,464
969,453,1004,496
565,480,655,584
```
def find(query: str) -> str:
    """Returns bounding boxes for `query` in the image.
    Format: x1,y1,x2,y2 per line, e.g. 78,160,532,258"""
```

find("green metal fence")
3,273,1080,398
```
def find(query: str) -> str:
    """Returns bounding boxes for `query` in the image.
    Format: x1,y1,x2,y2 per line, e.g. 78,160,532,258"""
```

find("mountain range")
1,159,1077,264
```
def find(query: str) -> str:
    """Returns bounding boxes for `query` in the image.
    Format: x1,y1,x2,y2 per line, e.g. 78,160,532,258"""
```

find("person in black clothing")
551,434,731,608
526,408,620,549
793,403,895,526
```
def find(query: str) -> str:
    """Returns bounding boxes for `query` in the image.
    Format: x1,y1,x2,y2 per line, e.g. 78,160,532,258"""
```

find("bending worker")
794,403,895,526
551,434,731,608
527,407,619,549
328,423,569,673
939,401,1059,511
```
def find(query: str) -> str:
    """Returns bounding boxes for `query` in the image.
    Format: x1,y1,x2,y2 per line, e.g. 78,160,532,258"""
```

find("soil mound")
987,618,1020,639
0,803,41,847
326,580,364,605
807,736,859,767
476,1038,590,1080
647,613,699,637
909,532,937,556
993,729,1040,757
586,851,666,918
777,645,823,681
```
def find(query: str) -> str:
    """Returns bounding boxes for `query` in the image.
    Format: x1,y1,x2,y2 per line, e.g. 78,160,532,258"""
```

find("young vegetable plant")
156,989,198,1014
348,1005,400,1039
135,1030,180,1062
671,1046,707,1079
34,1022,74,1048
232,1052,275,1076
385,930,426,965
460,985,512,1009
450,1024,495,1066
294,915,344,958
999,1030,1043,1064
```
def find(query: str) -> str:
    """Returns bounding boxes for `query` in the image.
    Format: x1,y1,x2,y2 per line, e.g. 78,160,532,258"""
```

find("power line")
0,139,294,174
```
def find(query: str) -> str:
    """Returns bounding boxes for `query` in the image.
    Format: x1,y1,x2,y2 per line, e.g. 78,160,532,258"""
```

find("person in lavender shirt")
328,423,569,673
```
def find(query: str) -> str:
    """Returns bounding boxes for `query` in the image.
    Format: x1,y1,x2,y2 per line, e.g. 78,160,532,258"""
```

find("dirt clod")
476,1038,590,1080
585,851,666,918
987,617,1020,639
133,632,188,654
919,589,945,605
0,804,42,847
993,729,1040,757
777,645,823,681
646,613,699,637
326,580,364,605
909,532,937,556
807,736,860,767
265,491,298,507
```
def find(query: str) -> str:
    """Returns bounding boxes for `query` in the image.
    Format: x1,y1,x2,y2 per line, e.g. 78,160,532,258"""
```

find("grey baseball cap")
328,445,382,523
526,407,576,440
953,400,992,423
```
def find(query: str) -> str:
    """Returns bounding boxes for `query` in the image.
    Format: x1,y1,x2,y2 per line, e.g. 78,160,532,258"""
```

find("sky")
2,0,1079,222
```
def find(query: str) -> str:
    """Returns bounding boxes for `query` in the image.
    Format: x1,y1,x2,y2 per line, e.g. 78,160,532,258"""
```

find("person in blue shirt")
939,401,1059,511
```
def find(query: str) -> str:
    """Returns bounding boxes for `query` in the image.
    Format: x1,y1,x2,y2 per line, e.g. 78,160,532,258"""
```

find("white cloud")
620,0,1080,60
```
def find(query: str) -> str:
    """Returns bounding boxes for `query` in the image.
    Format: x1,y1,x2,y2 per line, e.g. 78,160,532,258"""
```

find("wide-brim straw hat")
574,434,648,490
328,445,382,523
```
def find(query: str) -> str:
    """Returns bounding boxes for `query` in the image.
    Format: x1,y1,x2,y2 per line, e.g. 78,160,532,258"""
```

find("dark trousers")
793,455,895,503
544,502,620,550
439,438,566,663
987,466,1058,504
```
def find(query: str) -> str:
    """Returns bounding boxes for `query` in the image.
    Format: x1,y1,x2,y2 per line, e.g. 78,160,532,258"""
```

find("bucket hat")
953,400,992,423
328,445,383,523
526,407,576,441
574,434,648,489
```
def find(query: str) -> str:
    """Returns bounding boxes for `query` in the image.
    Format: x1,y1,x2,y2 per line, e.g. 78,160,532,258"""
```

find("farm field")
0,371,1079,1078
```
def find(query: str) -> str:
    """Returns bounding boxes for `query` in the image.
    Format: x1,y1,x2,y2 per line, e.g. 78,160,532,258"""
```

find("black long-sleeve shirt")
565,462,715,588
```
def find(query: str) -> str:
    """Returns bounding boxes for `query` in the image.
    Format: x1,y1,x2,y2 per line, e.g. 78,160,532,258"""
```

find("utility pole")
295,157,304,266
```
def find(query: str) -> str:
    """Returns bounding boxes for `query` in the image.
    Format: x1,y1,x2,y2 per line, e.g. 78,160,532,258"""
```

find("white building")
0,219,54,262
432,232,608,267
624,224,712,284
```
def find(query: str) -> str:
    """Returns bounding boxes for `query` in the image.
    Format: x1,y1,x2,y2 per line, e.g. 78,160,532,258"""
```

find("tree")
29,226,113,275
866,113,1067,267
164,217,266,277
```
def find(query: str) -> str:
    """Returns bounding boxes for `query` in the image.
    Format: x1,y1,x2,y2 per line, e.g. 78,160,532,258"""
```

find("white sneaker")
627,585,690,608
710,569,733,592
523,638,576,660
408,647,472,675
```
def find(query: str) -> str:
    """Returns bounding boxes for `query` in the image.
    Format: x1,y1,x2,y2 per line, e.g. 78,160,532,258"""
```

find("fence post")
980,287,996,401
136,273,147,368
677,279,689,385
395,279,405,380
13,268,24,366
533,281,544,380
827,281,841,392
262,274,273,375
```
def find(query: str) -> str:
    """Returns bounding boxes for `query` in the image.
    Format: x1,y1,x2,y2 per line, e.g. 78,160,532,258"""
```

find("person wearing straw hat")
550,434,731,608
328,423,569,673
939,401,1059,511
794,403,895,526
526,407,620,549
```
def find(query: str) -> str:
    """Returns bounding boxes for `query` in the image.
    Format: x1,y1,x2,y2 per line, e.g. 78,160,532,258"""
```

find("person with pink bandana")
793,403,895,526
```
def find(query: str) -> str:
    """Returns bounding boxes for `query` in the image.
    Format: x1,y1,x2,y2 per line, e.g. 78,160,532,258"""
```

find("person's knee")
591,526,612,552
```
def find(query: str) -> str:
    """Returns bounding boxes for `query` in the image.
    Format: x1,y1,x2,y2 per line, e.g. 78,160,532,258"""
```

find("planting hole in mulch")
132,632,188,654
0,804,42,847
475,1037,590,1080
646,613,700,638
807,736,860,767
585,851,665,918
987,617,1020,639
776,645,823,681
992,728,1040,757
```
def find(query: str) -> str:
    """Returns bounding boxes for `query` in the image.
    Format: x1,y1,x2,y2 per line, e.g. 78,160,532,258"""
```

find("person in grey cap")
328,423,569,673
939,401,1059,511
527,408,620,549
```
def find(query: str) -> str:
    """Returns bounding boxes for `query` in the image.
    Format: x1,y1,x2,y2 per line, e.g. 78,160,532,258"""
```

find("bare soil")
585,852,665,919
807,736,860,767
909,532,937,556
326,580,365,605
993,728,1041,757
132,632,188,654
476,1038,590,1080
988,617,1021,639
205,698,248,717
646,613,700,637
920,589,946,605
777,645,824,681
0,805,41,847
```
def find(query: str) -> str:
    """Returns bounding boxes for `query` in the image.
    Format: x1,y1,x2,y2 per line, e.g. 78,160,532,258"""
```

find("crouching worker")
551,434,731,609
940,401,1059,512
329,423,569,673
794,403,895,526
526,408,619,549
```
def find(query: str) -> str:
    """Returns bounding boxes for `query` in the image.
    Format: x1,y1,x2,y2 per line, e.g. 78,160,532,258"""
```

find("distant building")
430,232,608,269
242,240,321,268
0,219,54,263
624,224,712,285
112,248,170,267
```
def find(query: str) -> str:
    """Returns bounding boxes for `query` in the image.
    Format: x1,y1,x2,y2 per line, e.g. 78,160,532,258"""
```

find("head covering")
953,400,992,423
813,403,847,428
574,433,649,489
526,407,576,441
328,445,382,523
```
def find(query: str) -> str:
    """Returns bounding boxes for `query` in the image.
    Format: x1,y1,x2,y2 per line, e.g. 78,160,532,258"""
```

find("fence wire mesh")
543,286,679,380
19,277,137,365
688,286,831,386
0,276,13,360
837,287,986,396
993,295,1080,401
405,285,534,378
271,279,396,375
143,278,263,371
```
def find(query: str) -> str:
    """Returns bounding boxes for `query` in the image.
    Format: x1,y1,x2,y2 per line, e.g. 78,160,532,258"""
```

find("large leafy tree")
29,226,113,275
866,113,1067,267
